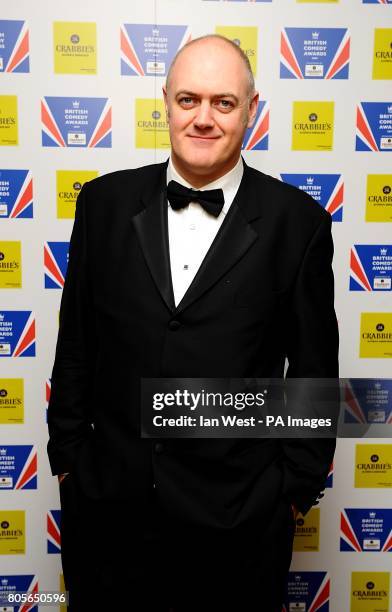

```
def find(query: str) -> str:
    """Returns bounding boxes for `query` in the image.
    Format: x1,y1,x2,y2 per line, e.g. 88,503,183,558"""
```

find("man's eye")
179,97,194,105
217,100,233,110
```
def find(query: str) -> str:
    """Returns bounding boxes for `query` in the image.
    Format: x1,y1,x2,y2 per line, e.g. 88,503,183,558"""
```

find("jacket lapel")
131,162,176,313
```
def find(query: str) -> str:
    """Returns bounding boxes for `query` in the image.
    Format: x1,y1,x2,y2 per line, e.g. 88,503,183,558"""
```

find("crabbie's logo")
135,99,169,149
281,28,350,79
293,507,320,551
0,510,25,554
355,444,392,488
56,170,98,219
0,20,29,73
0,311,35,358
121,24,190,76
0,96,18,146
360,313,392,358
341,508,392,552
283,572,330,611
215,26,258,75
0,378,24,424
0,170,33,219
356,102,392,152
53,22,97,74
280,173,343,221
366,175,392,222
373,29,392,80
351,572,390,611
292,102,334,151
350,245,392,291
41,97,112,148
0,241,21,288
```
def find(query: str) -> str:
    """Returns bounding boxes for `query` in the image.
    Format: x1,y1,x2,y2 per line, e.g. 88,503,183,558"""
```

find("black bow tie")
166,180,225,218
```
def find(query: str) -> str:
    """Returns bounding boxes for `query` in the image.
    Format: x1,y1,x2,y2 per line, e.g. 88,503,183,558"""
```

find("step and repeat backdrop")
0,0,391,610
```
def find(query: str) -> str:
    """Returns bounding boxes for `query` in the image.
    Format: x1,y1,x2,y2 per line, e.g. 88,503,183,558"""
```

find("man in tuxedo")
48,35,338,611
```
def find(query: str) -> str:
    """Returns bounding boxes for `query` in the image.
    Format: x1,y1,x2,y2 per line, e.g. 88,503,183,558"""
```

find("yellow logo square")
0,96,18,146
135,99,170,149
215,26,258,76
54,22,97,75
0,510,25,554
293,507,320,551
351,572,390,612
366,174,392,222
0,241,21,288
355,444,392,488
292,101,334,151
57,170,98,219
373,29,392,80
0,379,24,424
360,313,392,358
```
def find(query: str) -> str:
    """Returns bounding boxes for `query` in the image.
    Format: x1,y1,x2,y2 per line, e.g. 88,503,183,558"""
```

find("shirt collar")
166,156,244,216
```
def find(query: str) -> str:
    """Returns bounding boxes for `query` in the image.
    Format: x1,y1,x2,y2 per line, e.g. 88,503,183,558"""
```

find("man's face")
163,40,258,186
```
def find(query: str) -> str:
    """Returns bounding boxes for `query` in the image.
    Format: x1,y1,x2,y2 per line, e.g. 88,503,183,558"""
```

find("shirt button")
168,320,181,331
154,442,164,454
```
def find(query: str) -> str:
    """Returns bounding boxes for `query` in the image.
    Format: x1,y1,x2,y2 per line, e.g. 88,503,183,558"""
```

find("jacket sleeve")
280,212,339,515
47,182,94,475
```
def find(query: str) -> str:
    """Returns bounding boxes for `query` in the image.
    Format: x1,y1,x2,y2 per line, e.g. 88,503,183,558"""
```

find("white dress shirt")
167,156,244,307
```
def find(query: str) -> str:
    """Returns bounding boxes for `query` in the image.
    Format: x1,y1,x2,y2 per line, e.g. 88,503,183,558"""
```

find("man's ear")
247,91,259,129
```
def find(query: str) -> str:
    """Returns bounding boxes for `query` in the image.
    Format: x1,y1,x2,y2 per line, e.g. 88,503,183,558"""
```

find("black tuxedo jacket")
47,159,339,529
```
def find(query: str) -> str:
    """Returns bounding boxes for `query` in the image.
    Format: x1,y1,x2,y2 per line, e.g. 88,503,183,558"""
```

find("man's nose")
193,101,214,129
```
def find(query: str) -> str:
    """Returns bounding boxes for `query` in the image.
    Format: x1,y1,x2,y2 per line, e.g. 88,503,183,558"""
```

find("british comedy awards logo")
0,446,37,490
356,102,392,152
343,379,392,424
242,101,269,150
350,245,392,291
121,24,190,76
0,170,33,219
341,508,392,552
281,174,343,221
0,20,29,73
283,572,330,611
44,242,69,289
281,28,350,79
41,97,111,148
0,311,35,358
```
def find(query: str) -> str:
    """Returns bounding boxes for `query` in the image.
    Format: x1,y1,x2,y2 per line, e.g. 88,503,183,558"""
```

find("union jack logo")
242,101,269,150
2,21,29,73
7,171,33,218
15,447,37,490
47,510,61,554
12,312,36,358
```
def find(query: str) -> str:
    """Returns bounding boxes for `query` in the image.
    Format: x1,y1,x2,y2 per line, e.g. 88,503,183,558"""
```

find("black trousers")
59,476,295,611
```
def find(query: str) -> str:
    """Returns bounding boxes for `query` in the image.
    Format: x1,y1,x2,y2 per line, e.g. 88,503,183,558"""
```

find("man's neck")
170,155,242,189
